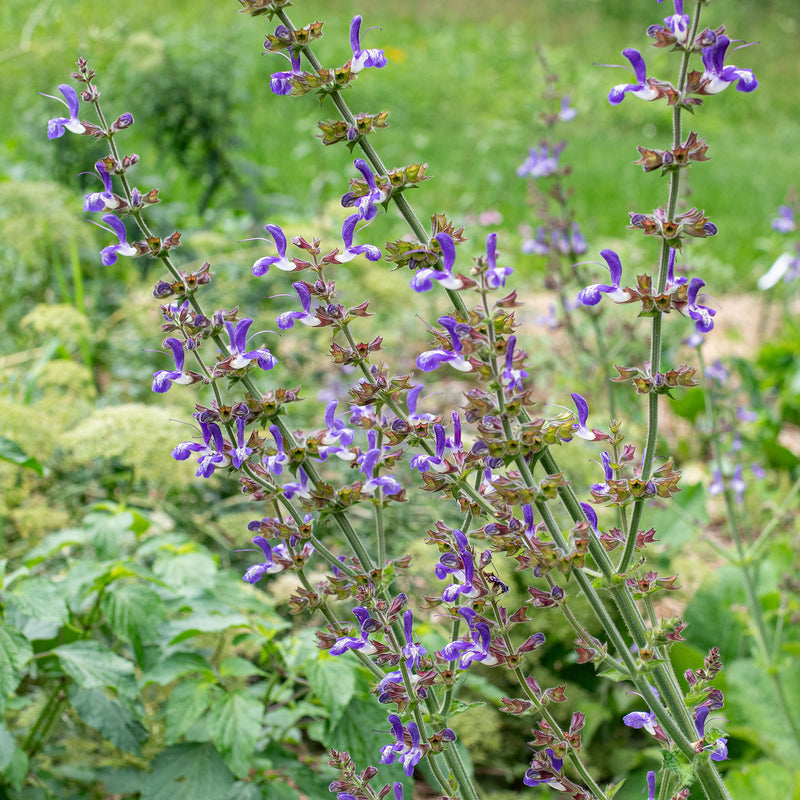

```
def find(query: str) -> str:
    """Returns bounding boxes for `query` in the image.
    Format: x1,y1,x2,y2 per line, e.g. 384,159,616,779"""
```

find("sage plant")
41,1,764,798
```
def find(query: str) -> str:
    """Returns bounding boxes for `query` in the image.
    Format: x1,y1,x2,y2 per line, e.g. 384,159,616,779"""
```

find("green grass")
1,0,798,292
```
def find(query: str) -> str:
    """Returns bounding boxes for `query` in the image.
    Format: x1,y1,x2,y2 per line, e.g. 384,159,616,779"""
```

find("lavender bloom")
97,214,137,266
43,84,86,138
502,335,528,391
358,430,402,495
523,749,566,789
577,249,629,305
276,282,322,329
580,503,599,533
665,247,688,291
694,706,728,761
441,542,479,603
686,277,716,333
517,142,566,178
263,425,289,475
230,416,253,469
772,205,796,233
329,607,379,656
252,224,295,276
270,50,302,95
283,467,312,500
416,316,473,373
553,222,588,256
485,233,513,289
225,318,278,370
410,233,463,292
243,538,284,583
380,715,424,777
343,158,386,222
405,385,437,425
608,50,661,105
557,96,577,122
645,771,656,800
521,227,550,255
83,161,121,212
410,423,447,472
570,393,596,440
152,337,193,393
172,421,228,478
623,687,667,741
439,608,499,669
649,0,690,44
401,610,427,671
698,36,758,94
318,401,356,460
334,214,382,263
349,15,388,73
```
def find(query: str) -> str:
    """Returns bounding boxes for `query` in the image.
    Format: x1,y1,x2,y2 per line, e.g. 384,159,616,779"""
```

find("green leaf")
23,527,88,567
724,759,798,799
228,782,269,800
218,657,268,679
69,687,148,755
54,640,136,697
596,667,630,682
306,656,356,730
85,510,136,560
152,550,218,591
162,611,249,645
165,679,218,743
0,722,15,770
5,576,69,624
102,582,166,645
206,689,263,778
0,435,43,475
142,742,234,800
0,624,34,706
141,652,215,687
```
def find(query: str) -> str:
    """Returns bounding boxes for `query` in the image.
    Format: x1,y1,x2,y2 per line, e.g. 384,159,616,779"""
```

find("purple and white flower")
252,224,296,276
349,15,388,73
42,84,86,139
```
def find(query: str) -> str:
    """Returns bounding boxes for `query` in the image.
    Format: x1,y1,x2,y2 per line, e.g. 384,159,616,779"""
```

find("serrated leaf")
85,511,136,559
153,550,218,591
102,582,165,645
141,652,215,687
206,689,263,778
142,742,234,800
54,640,136,696
5,577,69,624
0,436,43,475
69,686,148,754
306,656,356,730
165,679,217,743
23,527,88,567
0,624,34,706
218,657,268,678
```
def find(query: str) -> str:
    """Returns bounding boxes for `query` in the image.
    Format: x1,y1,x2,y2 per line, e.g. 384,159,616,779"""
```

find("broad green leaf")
0,435,43,475
142,742,234,800
5,577,69,624
228,781,269,800
0,624,34,706
69,687,147,755
218,657,268,679
3,746,28,791
85,510,136,559
306,656,356,730
165,679,218,743
162,611,249,646
724,759,798,800
152,550,218,591
54,640,136,697
141,652,215,687
0,722,15,770
23,527,88,567
206,689,263,778
102,582,165,645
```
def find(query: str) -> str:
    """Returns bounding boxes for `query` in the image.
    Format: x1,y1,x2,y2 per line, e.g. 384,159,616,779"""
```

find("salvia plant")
13,0,799,798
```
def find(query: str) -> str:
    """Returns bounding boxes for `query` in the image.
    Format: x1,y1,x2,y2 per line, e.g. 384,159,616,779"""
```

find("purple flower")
349,15,388,73
410,233,465,292
343,159,387,222
416,316,473,373
83,161,121,212
410,423,447,472
523,749,566,789
97,214,137,266
485,233,513,289
517,142,565,178
276,282,322,330
623,687,667,742
649,0,690,44
329,607,380,656
645,771,656,800
380,715,424,777
557,96,577,122
270,50,302,95
334,214,382,263
252,224,296,276
580,502,599,533
318,401,356,461
243,537,285,583
502,335,528,391
686,277,716,333
698,36,758,94
283,467,312,500
172,421,228,478
608,49,662,105
439,608,499,669
665,247,688,291
400,610,427,671
225,318,278,370
521,227,550,255
152,337,194,393
570,392,596,440
230,416,253,469
42,84,86,139
772,205,796,234
694,706,728,761
263,425,289,475
440,542,480,603
577,249,629,305
405,385,436,425
358,430,402,495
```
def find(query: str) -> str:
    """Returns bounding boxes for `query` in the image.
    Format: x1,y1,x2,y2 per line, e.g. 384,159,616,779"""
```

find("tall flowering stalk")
39,1,764,798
